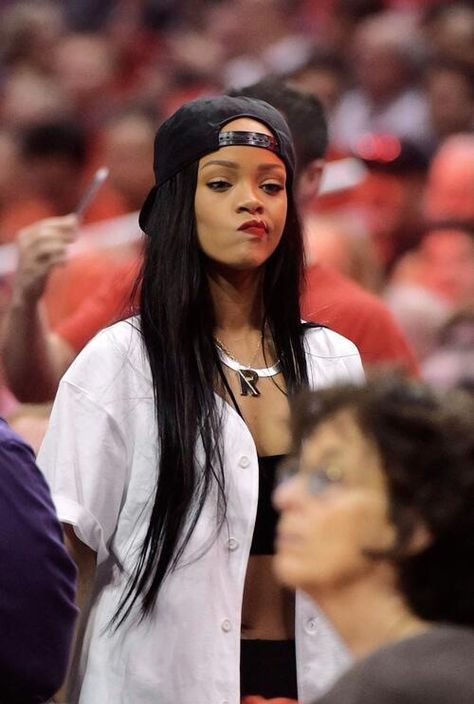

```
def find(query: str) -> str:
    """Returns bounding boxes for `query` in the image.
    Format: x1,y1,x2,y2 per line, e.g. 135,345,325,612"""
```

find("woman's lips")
238,219,268,237
275,527,299,548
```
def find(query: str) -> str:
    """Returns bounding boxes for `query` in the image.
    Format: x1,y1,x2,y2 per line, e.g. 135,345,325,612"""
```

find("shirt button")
221,619,232,633
239,456,250,468
305,617,318,633
226,537,239,551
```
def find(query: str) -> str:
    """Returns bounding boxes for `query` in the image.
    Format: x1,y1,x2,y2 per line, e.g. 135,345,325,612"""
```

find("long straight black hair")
113,158,309,626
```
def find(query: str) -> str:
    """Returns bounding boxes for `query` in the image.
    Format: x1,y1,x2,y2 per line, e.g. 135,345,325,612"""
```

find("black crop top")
250,454,284,555
218,371,285,556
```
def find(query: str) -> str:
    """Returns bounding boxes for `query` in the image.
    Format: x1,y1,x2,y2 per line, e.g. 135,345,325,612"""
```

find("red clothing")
301,264,419,376
43,251,126,328
56,259,418,376
55,257,139,352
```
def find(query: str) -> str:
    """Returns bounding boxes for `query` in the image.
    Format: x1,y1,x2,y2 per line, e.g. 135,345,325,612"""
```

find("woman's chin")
273,552,302,591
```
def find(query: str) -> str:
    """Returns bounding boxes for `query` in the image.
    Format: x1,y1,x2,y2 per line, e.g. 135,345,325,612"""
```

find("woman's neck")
307,573,429,659
209,268,264,335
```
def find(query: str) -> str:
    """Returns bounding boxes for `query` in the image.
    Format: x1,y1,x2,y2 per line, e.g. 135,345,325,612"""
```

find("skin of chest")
221,369,291,456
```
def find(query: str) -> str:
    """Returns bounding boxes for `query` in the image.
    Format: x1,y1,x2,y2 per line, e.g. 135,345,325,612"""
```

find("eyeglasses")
276,458,345,496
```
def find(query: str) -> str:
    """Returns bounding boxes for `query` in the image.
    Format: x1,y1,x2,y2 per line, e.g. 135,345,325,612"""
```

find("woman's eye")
261,182,284,195
207,180,231,191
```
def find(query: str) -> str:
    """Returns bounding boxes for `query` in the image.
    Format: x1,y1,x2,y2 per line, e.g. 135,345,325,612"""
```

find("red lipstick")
238,219,268,237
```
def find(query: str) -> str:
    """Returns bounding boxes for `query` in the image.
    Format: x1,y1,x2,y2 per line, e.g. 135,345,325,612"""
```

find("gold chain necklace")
214,336,262,369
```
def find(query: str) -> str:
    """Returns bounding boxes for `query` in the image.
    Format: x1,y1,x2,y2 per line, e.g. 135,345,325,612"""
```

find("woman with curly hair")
274,374,474,703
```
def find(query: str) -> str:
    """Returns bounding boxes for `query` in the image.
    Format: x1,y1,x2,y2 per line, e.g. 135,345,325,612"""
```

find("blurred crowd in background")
0,0,473,439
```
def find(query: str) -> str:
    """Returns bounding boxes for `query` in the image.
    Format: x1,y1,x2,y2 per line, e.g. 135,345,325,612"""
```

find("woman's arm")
53,525,97,703
63,524,97,611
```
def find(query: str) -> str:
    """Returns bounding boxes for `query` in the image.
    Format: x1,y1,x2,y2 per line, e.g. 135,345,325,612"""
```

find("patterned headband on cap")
218,131,279,153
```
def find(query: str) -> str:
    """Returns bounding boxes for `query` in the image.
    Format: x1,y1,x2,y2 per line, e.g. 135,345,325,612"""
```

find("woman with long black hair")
38,95,363,703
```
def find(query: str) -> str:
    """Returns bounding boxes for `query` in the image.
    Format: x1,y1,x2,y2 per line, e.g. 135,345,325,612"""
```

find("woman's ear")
406,520,432,555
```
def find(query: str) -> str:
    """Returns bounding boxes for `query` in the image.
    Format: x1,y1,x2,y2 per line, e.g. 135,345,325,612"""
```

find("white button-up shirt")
38,319,363,704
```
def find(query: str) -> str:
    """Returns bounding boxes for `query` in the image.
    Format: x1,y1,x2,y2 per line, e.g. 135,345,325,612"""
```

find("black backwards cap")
139,95,295,235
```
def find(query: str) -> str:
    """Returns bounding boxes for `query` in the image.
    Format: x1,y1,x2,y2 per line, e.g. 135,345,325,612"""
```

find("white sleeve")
304,326,366,388
37,379,128,564
342,345,365,383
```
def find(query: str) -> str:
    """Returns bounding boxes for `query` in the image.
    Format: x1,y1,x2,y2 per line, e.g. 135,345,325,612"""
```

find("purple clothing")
0,418,77,702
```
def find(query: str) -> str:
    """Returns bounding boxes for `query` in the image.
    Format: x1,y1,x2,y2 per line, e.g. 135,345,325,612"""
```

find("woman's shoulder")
360,625,474,696
315,625,474,704
69,317,142,366
88,316,141,350
365,624,474,666
303,323,361,360
60,316,150,399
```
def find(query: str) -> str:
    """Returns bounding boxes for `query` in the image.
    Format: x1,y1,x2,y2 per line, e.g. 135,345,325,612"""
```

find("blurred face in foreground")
273,408,397,594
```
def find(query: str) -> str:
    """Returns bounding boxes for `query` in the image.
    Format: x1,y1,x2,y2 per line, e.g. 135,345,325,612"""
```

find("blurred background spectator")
424,59,474,154
422,135,474,222
0,120,90,240
422,305,474,393
0,0,472,434
330,10,430,153
422,1,474,68
337,136,429,272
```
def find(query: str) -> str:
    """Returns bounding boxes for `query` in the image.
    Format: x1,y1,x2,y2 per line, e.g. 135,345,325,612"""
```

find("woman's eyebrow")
201,159,238,170
200,159,285,173
257,163,286,173
300,446,340,471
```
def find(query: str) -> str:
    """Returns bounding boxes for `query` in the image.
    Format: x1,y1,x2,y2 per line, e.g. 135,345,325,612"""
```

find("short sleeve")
304,325,366,389
37,379,129,564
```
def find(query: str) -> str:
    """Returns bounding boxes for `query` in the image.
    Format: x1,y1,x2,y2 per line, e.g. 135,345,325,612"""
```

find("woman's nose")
272,474,303,512
236,186,264,214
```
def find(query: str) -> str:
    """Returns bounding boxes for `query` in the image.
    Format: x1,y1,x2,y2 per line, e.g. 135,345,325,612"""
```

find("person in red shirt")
301,263,418,375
